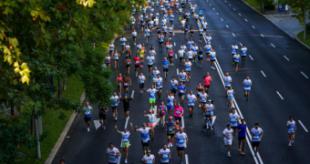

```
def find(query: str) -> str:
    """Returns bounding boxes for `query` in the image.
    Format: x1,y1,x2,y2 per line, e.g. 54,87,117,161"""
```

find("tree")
286,0,310,39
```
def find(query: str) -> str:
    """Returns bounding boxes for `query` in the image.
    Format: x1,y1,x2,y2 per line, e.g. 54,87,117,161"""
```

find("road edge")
44,112,77,164
241,0,310,50
44,92,85,164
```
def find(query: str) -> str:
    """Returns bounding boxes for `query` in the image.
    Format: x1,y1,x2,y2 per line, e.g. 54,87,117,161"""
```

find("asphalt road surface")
53,0,310,164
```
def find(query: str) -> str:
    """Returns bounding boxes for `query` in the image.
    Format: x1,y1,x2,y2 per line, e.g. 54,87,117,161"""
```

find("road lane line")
124,116,130,129
176,68,179,75
270,43,276,48
260,70,267,78
249,55,254,61
257,153,264,164
131,90,135,99
244,18,248,22
260,33,265,38
196,19,262,164
300,71,309,79
238,13,242,16
212,7,215,10
216,12,219,15
181,116,185,128
233,8,236,11
232,32,236,37
276,91,284,100
220,17,224,22
252,25,256,29
226,24,229,28
298,120,309,133
283,55,290,62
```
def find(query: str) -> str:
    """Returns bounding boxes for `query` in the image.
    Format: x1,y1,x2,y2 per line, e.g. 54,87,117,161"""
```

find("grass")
17,75,84,164
297,31,310,47
245,0,261,11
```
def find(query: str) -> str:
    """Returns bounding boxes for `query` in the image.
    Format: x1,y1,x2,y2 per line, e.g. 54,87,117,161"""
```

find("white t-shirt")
223,128,233,140
107,147,120,163
175,132,188,148
142,154,155,164
158,148,171,163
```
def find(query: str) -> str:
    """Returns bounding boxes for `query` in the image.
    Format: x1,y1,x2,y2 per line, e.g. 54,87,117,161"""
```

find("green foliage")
0,0,142,163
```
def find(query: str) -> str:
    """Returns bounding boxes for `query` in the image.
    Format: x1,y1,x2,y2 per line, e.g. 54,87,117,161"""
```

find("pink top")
174,105,184,118
204,75,212,86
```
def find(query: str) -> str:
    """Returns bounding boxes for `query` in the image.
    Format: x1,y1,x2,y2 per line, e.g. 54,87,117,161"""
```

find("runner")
162,57,170,80
240,44,248,58
184,59,192,80
122,91,132,118
229,108,240,135
287,116,297,146
251,122,264,152
83,101,93,132
158,101,167,127
209,48,216,69
106,143,120,164
223,72,232,91
177,82,186,102
175,128,188,162
166,116,176,147
112,50,120,69
136,123,151,153
132,29,138,43
186,90,197,117
133,55,141,76
98,106,108,129
138,72,146,93
146,50,156,73
205,100,216,130
116,73,123,94
115,124,133,164
141,150,155,164
144,109,158,140
223,124,234,157
243,76,252,101
227,86,234,108
233,52,240,72
170,78,178,95
238,119,247,155
158,144,171,164
203,72,212,93
174,102,184,122
147,85,158,108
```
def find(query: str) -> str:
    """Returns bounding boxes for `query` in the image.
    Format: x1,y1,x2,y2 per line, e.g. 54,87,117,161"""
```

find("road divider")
276,91,284,100
270,43,276,48
300,71,309,80
260,70,267,78
283,55,290,62
249,55,254,61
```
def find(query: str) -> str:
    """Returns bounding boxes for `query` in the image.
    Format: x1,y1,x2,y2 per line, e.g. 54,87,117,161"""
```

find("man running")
238,119,247,155
106,143,120,164
158,144,171,164
175,128,188,162
243,76,252,101
223,124,234,157
251,123,264,152
110,92,120,121
141,150,155,164
287,116,297,146
136,123,151,153
83,101,93,132
186,91,197,117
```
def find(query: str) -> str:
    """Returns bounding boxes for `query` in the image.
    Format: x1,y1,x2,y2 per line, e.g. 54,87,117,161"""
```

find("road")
52,0,310,164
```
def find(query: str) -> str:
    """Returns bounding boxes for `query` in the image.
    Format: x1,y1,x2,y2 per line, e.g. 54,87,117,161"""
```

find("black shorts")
177,146,185,151
167,132,175,138
141,141,150,147
135,64,140,68
84,115,91,122
139,83,144,89
252,141,260,147
238,136,246,142
148,64,153,68
163,68,168,72
99,113,106,120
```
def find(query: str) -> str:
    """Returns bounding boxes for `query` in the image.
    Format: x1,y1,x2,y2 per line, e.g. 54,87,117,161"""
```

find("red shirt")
204,75,212,87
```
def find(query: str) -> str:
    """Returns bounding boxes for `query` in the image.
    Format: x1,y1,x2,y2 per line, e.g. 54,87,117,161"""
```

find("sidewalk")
264,12,303,38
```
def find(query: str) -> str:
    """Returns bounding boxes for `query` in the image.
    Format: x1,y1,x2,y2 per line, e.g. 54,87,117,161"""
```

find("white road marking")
93,120,101,130
185,154,189,164
244,18,248,22
249,55,254,61
175,54,178,59
251,25,256,29
233,8,236,11
276,91,284,100
298,120,309,133
232,32,236,37
196,19,263,164
176,68,179,74
216,12,219,15
238,13,242,16
181,116,185,128
174,42,176,46
300,71,309,79
212,7,215,10
270,43,276,48
131,90,135,99
226,24,229,28
260,33,265,38
220,18,224,22
257,153,264,164
124,116,130,129
283,55,290,62
260,70,267,78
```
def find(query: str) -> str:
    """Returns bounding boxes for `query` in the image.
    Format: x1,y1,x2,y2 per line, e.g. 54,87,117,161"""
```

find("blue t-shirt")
238,124,247,138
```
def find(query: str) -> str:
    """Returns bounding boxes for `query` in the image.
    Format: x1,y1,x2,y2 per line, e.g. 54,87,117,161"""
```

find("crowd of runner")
79,0,297,164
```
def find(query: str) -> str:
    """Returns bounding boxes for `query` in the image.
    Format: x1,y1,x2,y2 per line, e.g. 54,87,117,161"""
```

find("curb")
44,112,77,164
241,0,310,50
44,92,85,164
